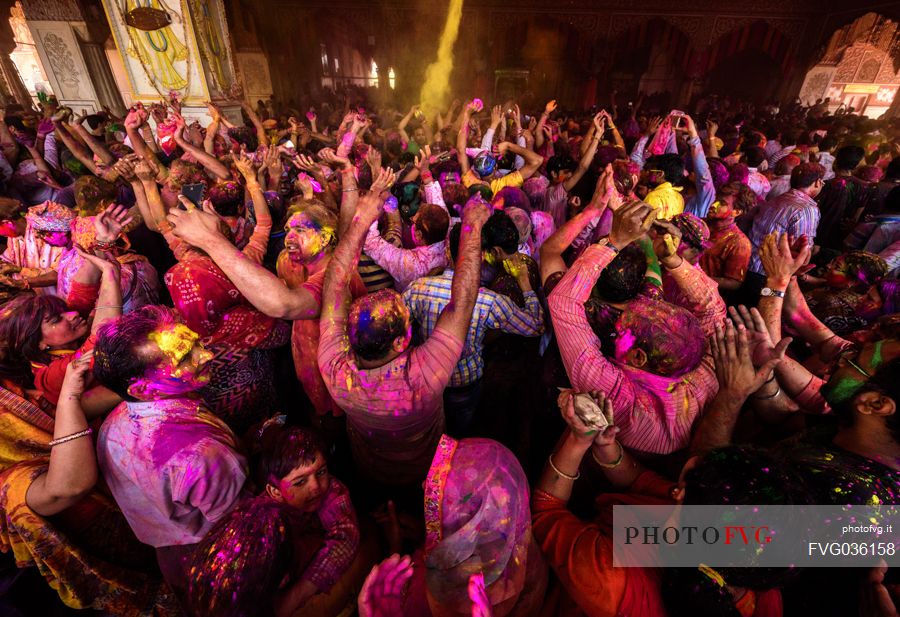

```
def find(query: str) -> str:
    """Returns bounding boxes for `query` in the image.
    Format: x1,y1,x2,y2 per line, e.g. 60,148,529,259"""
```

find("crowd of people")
0,82,896,617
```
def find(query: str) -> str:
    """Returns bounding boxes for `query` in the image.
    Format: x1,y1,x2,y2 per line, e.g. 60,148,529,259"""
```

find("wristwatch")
760,287,785,299
597,237,620,253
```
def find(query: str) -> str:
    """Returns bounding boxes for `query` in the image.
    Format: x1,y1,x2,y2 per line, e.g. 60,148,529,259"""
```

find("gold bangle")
547,454,580,481
591,441,624,469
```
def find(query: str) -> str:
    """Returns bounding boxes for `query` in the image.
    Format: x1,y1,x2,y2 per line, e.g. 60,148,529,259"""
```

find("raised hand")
366,146,382,171
319,147,352,170
711,318,787,400
61,349,94,398
462,195,491,227
171,111,186,132
370,166,398,196
233,148,257,179
649,218,682,263
544,100,558,114
358,554,414,617
134,157,160,182
592,111,605,134
682,114,699,139
94,204,133,244
706,120,718,137
124,108,143,130
491,105,502,127
760,232,811,288
292,153,320,174
112,156,137,182
415,144,432,174
727,305,792,371
608,200,656,249
647,116,662,135
166,199,224,248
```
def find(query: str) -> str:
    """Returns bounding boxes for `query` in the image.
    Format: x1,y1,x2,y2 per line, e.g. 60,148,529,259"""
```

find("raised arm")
171,113,229,180
540,166,614,283
52,121,100,175
603,109,626,153
321,168,398,326
317,149,358,237
397,105,417,145
563,112,603,192
705,120,719,159
432,196,490,342
69,120,114,166
498,141,542,180
232,151,272,264
547,202,655,408
124,105,162,165
683,115,715,218
456,101,478,175
239,98,267,149
649,218,726,335
166,195,317,320
25,355,96,516
203,103,221,155
536,100,556,150
134,158,168,231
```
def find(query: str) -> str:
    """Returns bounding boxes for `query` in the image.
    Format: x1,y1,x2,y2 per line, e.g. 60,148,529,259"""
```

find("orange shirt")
531,471,675,617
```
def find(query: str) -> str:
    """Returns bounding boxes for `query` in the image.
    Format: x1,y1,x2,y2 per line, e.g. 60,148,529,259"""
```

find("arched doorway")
797,12,900,118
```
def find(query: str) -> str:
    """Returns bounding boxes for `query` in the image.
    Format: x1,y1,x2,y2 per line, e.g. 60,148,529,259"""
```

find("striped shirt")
548,244,724,455
403,269,544,386
748,188,820,275
302,477,359,592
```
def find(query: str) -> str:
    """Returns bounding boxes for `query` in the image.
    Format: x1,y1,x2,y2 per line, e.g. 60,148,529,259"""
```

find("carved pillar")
99,0,241,124
0,10,31,107
78,38,125,115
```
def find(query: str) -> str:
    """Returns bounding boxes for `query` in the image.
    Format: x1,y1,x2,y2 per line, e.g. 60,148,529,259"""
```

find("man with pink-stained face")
0,201,75,295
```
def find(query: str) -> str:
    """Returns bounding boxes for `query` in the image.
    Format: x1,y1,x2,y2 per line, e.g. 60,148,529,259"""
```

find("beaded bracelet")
94,240,117,251
49,427,92,447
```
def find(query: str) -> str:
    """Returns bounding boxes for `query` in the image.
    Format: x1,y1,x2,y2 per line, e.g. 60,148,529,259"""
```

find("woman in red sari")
133,150,289,434
0,218,175,613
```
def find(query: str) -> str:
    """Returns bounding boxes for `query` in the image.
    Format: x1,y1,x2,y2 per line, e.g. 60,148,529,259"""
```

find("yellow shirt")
644,182,684,220
462,169,524,196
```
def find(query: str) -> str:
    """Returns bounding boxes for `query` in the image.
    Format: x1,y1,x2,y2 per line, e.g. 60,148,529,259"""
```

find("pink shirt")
547,245,725,454
97,398,247,547
363,225,448,292
318,316,463,485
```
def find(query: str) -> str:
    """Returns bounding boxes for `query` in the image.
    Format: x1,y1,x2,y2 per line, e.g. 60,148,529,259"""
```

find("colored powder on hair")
149,323,199,367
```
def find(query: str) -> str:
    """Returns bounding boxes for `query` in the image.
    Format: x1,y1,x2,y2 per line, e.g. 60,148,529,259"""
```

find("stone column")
26,18,100,116
0,6,32,107
78,37,126,116
100,0,241,124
